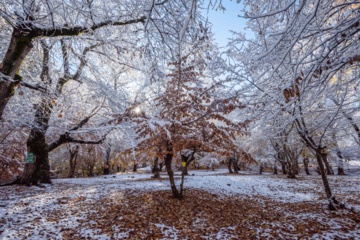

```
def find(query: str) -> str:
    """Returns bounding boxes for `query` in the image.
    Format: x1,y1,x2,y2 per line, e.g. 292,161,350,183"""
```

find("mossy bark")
19,99,53,185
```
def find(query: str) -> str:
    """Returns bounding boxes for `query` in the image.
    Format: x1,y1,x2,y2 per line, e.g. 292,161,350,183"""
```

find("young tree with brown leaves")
129,47,250,198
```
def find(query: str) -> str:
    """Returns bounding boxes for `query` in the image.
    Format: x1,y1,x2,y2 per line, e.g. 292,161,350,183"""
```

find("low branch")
0,74,47,93
32,17,146,38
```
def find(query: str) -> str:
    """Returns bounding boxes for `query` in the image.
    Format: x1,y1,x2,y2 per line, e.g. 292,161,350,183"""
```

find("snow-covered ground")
0,168,359,239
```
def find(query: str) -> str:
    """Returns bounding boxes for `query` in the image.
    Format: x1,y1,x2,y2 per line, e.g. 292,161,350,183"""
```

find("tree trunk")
259,164,263,174
182,164,189,175
315,148,339,210
165,152,182,199
336,151,345,175
295,158,300,175
280,161,287,174
180,161,186,197
321,151,334,175
68,145,79,178
17,163,35,186
152,157,160,178
88,165,95,177
0,30,34,118
17,99,53,185
103,144,111,175
227,157,233,173
273,163,278,175
132,162,138,172
232,159,239,173
303,157,311,175
26,132,51,184
286,158,296,179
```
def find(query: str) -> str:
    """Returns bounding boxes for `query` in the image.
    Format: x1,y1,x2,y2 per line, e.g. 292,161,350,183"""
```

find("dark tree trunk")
103,144,111,175
232,159,239,173
303,157,311,175
286,158,297,179
259,164,263,174
182,164,189,175
227,157,233,173
103,167,110,175
17,98,53,185
68,145,79,178
295,158,300,175
132,162,138,172
338,165,345,175
165,152,182,199
152,157,160,178
279,161,287,174
273,163,278,175
27,132,51,184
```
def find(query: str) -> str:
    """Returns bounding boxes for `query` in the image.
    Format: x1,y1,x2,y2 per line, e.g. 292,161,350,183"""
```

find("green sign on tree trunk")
25,152,34,163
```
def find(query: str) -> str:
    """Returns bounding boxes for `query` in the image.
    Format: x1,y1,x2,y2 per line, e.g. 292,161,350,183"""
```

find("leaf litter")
0,169,359,239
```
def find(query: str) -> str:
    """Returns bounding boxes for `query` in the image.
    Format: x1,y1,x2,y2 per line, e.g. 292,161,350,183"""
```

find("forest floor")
0,167,360,239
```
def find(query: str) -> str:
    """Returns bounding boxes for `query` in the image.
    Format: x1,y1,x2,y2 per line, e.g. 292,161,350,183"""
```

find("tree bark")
0,30,34,118
68,145,79,178
226,157,233,173
103,144,111,175
16,98,53,185
232,158,239,173
152,157,160,178
132,162,138,172
280,161,287,174
315,148,339,210
165,152,182,199
303,157,311,175
286,156,297,179
321,151,334,175
273,162,278,174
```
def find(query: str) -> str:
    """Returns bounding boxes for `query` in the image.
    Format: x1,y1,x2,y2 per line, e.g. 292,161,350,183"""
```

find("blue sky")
202,1,251,48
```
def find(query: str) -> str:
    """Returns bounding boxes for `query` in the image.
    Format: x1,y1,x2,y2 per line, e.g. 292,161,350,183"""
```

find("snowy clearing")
1,169,359,239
